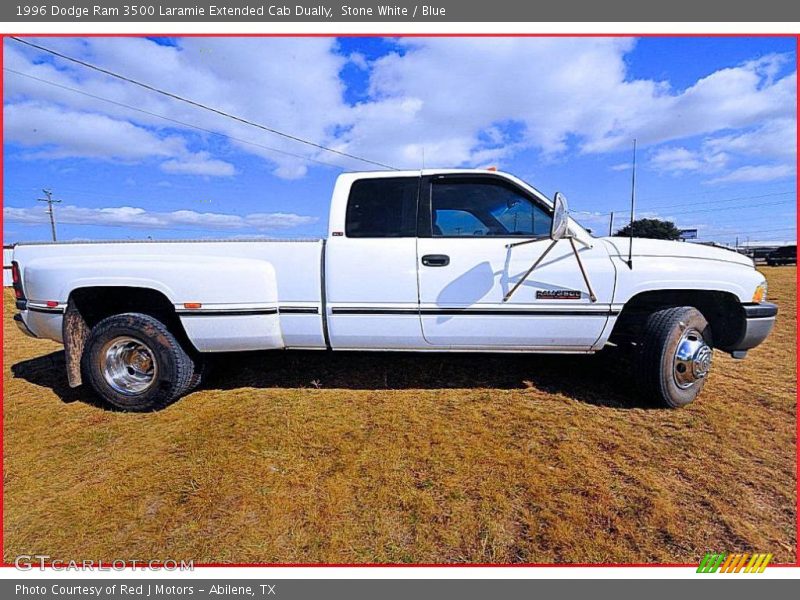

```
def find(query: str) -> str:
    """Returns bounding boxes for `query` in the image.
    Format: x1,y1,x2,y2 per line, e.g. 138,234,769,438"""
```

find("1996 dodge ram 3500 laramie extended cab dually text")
12,169,777,411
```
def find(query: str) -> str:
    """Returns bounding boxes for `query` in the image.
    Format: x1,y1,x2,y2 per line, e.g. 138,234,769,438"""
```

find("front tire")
634,306,713,408
82,313,195,411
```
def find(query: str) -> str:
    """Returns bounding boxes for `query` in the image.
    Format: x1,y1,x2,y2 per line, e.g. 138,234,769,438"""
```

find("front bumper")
728,302,777,358
13,313,38,338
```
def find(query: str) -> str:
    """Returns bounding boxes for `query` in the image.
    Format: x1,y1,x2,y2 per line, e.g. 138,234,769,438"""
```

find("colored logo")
697,553,772,573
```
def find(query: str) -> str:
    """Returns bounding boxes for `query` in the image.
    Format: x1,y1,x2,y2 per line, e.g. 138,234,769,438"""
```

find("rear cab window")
345,177,419,238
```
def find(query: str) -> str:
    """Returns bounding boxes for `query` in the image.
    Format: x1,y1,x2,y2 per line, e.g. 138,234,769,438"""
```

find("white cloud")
344,38,645,165
160,152,236,177
649,116,796,182
4,37,351,178
707,164,797,184
649,146,729,175
348,52,369,70
650,147,705,173
4,204,317,232
703,117,796,162
336,39,795,171
692,117,796,184
584,55,795,153
610,162,632,171
4,102,182,160
4,102,236,177
3,36,797,183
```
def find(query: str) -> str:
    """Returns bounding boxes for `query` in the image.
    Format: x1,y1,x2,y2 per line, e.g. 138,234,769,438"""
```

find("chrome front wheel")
635,306,713,408
672,327,713,389
99,336,158,395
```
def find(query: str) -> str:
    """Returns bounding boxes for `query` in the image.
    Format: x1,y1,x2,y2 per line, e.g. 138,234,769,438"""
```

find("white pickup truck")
11,169,776,411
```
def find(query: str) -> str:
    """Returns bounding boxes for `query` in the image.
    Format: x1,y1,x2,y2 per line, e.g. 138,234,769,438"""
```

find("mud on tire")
81,312,195,411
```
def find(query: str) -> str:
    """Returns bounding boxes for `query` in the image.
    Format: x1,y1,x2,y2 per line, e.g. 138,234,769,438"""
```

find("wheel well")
610,289,746,349
68,286,196,352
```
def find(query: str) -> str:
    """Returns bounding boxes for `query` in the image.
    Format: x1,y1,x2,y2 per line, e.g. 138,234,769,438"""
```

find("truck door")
416,174,616,350
325,174,426,349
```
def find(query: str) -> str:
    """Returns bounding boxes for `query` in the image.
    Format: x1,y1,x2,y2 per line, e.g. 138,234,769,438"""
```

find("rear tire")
82,313,195,411
634,306,713,408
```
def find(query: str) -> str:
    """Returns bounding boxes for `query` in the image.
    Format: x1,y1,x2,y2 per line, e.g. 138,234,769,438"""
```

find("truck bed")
13,238,328,352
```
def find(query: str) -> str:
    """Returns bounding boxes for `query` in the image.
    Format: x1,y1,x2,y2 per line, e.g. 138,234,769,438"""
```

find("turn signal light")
752,282,768,303
183,302,202,309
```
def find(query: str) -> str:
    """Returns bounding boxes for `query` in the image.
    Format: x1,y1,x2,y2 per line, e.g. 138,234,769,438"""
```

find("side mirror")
550,191,569,240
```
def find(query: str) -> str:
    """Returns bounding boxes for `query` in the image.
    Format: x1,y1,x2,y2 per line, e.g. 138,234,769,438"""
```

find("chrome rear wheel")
83,313,194,411
99,336,158,395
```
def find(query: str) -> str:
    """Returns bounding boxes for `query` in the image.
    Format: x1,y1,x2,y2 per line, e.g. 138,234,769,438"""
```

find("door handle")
421,254,450,267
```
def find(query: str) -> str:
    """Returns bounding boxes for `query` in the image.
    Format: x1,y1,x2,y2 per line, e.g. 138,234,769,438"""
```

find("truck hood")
601,237,754,268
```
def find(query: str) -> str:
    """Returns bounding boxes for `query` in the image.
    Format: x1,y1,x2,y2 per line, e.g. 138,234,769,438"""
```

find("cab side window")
431,178,551,237
345,177,419,238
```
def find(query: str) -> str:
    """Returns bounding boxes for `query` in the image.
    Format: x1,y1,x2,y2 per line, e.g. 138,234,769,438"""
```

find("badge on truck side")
536,290,582,300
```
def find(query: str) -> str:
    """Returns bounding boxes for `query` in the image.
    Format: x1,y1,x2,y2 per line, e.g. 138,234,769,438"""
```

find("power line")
675,208,795,226
574,191,796,219
7,218,313,237
696,226,796,237
640,191,795,213
668,199,791,217
9,36,397,171
628,185,792,204
4,67,348,171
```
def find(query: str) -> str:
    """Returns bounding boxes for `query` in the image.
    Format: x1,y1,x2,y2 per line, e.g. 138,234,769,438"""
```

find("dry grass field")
3,267,796,565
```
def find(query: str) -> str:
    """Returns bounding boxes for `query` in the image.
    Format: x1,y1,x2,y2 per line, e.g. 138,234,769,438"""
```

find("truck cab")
325,170,615,351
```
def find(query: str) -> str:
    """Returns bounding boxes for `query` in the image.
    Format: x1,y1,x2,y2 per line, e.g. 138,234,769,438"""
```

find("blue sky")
3,36,797,245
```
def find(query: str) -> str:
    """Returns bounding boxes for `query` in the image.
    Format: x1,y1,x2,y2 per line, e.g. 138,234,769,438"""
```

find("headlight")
752,281,768,303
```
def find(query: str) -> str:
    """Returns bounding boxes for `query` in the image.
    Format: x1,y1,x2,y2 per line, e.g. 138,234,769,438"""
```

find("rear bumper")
13,313,38,338
728,302,777,357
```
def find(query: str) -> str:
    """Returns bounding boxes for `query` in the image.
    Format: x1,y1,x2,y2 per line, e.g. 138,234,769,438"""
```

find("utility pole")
608,211,615,236
37,189,61,241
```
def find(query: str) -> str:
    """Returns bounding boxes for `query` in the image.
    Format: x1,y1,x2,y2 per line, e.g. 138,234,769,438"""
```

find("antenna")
37,188,61,242
627,139,637,269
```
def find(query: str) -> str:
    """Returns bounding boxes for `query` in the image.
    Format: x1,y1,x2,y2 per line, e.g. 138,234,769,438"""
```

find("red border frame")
0,31,797,570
